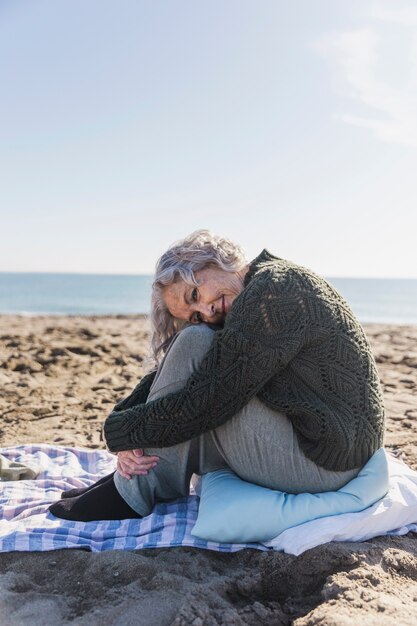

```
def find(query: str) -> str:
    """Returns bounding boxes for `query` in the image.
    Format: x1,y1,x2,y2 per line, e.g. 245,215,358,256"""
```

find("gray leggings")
114,324,359,516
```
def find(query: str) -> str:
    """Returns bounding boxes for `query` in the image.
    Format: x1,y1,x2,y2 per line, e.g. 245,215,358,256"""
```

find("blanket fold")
0,453,39,481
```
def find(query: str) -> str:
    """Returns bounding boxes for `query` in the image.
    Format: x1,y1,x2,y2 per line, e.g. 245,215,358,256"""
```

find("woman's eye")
192,312,203,324
191,288,198,302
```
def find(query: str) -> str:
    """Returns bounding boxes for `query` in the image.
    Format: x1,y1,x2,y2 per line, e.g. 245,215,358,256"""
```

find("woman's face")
163,265,246,325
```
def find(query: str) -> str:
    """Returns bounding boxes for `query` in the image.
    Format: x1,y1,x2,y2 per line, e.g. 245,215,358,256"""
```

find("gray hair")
150,229,247,363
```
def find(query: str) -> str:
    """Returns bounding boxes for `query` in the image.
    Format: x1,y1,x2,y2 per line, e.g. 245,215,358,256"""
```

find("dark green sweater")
104,250,385,471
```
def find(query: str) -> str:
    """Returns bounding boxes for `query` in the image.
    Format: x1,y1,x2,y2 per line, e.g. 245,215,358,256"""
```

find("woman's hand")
116,449,160,480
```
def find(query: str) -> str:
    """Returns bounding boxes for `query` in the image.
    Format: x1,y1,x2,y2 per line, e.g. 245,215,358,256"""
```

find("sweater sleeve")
103,274,306,452
111,370,157,413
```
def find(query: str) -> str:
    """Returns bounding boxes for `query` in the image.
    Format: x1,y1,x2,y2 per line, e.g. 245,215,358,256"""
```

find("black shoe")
49,475,142,522
61,472,115,498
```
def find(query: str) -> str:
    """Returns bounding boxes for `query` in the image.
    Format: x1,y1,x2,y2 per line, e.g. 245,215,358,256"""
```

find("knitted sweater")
104,250,385,471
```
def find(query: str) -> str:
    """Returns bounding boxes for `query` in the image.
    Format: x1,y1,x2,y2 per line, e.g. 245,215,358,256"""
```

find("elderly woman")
50,230,385,521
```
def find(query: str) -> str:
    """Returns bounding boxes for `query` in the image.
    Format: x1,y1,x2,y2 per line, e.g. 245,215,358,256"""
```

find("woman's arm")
104,275,307,452
111,370,157,413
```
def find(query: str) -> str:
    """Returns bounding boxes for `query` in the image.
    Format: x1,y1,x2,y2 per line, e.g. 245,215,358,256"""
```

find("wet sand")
1,315,417,625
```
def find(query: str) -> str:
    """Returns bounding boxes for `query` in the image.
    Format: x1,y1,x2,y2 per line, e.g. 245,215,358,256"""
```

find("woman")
50,230,385,522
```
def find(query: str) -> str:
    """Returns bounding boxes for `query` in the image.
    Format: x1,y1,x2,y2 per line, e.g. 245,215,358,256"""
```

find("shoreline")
2,313,417,326
1,315,417,624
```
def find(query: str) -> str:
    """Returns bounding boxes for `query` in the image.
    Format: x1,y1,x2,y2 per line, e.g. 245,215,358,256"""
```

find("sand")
0,315,417,625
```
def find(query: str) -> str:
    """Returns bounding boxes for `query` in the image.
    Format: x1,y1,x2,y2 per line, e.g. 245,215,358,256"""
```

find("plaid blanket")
0,444,260,553
1,444,417,555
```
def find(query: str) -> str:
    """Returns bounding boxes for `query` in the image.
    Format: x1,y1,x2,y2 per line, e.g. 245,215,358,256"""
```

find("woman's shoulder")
226,253,312,325
242,252,359,324
245,250,326,293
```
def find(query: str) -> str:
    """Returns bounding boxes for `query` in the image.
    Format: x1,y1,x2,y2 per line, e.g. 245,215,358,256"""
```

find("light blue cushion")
191,448,389,543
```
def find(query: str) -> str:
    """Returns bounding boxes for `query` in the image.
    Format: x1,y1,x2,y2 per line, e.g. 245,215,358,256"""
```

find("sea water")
0,273,153,316
0,272,417,325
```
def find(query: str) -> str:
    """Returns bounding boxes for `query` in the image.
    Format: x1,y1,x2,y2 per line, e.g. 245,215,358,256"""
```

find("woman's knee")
147,324,215,400
164,324,215,373
172,324,215,356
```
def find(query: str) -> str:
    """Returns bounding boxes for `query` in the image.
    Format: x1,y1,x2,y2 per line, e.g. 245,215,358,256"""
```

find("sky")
1,0,416,278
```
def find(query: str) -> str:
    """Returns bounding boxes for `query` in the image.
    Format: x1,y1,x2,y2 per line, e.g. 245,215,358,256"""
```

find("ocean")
0,272,417,325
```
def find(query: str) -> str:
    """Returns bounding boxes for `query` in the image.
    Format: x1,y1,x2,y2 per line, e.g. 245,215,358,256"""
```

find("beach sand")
1,315,417,625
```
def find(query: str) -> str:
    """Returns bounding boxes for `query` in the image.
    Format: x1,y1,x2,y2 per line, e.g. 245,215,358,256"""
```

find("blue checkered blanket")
1,444,417,555
0,444,261,553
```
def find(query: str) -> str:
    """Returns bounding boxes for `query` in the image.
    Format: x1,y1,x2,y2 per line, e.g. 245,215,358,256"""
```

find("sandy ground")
0,314,417,625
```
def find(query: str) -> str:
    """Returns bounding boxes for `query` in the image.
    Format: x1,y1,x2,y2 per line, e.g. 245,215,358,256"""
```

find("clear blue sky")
1,0,416,277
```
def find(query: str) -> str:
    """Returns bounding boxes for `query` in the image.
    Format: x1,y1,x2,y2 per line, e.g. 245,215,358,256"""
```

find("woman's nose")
201,303,215,319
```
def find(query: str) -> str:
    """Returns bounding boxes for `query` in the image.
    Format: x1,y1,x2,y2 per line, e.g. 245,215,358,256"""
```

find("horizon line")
0,270,417,280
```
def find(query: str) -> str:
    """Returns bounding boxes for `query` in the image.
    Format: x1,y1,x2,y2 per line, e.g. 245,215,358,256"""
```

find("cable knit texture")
104,250,385,471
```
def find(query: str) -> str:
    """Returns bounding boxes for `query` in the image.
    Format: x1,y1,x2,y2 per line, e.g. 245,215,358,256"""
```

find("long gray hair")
150,229,247,364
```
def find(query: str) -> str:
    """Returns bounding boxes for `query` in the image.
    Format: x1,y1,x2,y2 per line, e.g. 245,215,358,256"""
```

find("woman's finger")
117,450,140,462
118,456,159,474
116,458,153,478
117,450,159,465
121,461,158,475
130,452,159,465
119,454,160,469
120,454,158,468
116,460,131,480
118,458,137,473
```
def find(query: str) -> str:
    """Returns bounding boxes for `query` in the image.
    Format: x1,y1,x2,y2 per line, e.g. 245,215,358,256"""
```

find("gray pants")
115,325,359,516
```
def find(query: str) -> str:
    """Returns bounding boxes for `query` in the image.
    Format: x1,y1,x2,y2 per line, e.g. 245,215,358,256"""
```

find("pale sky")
1,0,416,277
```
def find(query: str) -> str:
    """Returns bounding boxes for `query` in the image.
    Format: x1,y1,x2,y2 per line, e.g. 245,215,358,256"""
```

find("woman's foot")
49,475,142,522
61,472,115,498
